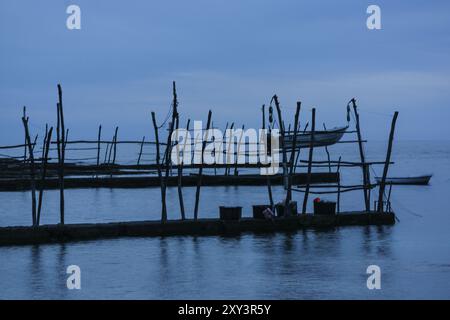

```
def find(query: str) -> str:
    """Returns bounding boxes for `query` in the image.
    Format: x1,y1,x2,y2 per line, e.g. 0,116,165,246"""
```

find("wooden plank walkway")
0,211,395,246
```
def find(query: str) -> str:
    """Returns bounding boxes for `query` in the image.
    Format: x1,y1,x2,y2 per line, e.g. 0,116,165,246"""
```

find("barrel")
252,205,271,219
313,201,336,215
275,201,297,217
219,206,242,221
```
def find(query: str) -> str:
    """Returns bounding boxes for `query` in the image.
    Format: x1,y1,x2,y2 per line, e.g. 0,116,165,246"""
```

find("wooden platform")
0,212,395,246
0,172,338,191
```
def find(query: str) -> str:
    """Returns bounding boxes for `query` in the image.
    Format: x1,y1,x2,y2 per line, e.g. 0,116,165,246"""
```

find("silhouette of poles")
37,126,53,225
194,110,212,220
377,111,399,213
56,84,66,225
151,111,166,222
302,108,316,214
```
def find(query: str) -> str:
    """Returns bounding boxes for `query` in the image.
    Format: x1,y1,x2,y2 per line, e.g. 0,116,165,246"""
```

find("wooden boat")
375,175,432,185
283,126,347,149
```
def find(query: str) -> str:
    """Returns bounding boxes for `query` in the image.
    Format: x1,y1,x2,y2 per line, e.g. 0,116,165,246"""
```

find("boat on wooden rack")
283,126,348,149
375,175,432,185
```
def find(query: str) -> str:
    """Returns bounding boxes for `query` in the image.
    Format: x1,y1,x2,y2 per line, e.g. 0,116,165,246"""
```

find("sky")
1,0,450,145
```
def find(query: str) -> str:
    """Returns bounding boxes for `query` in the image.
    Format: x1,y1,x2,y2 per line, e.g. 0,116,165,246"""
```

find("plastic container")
252,205,271,219
275,201,297,217
313,201,336,215
219,206,242,220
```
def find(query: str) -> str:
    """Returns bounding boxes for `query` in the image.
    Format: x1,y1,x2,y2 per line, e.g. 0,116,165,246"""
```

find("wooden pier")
0,211,395,246
0,172,338,191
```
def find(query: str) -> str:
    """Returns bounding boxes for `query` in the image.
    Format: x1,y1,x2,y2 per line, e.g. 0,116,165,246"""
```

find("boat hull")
283,126,347,149
375,175,432,185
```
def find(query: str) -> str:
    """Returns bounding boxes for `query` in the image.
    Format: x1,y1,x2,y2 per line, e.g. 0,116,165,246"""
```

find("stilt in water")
112,126,119,165
194,110,212,220
161,81,179,222
261,104,274,208
151,111,166,222
336,156,342,214
21,114,37,226
286,101,301,213
177,118,190,220
37,127,53,225
56,84,66,225
137,136,145,165
302,108,316,215
273,95,288,189
350,98,370,212
96,125,102,175
377,111,399,213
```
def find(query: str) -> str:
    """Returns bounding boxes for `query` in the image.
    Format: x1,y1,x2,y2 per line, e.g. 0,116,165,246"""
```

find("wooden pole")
225,122,234,175
336,156,342,214
57,84,65,225
273,95,288,189
302,108,316,215
21,115,37,226
31,134,39,153
286,101,301,209
161,81,179,222
96,125,102,170
151,111,166,221
177,118,190,220
104,142,110,164
112,126,119,165
262,105,265,130
194,110,212,220
377,111,399,213
261,105,274,207
323,124,332,173
351,98,370,212
137,136,145,165
107,136,114,164
37,127,53,225
234,125,245,176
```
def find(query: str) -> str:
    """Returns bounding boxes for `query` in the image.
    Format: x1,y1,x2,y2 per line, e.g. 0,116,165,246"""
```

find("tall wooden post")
351,99,370,212
302,108,316,215
137,136,145,165
323,124,332,173
234,125,245,176
161,81,179,222
261,105,274,207
194,110,212,220
37,127,53,226
151,112,166,221
378,111,399,213
112,126,119,165
273,95,288,189
225,122,234,175
286,101,301,209
177,118,190,220
57,84,65,225
21,115,37,226
336,156,342,214
96,125,102,170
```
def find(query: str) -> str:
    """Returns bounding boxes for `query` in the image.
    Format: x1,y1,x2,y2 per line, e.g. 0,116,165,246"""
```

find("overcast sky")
1,0,450,144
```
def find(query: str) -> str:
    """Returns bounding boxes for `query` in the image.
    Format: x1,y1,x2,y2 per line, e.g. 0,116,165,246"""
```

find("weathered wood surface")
0,212,395,246
0,172,339,191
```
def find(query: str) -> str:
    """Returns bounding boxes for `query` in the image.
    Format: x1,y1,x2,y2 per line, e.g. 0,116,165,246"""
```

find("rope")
156,103,173,129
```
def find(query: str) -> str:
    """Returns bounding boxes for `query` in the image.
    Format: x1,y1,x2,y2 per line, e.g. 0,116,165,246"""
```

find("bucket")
219,206,242,221
252,205,271,219
275,201,297,217
313,200,336,215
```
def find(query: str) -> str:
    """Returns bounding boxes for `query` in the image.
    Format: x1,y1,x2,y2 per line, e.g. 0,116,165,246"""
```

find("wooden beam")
302,108,316,214
377,111,399,213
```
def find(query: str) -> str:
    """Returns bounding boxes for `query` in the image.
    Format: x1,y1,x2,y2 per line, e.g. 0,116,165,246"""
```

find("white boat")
375,175,432,185
283,126,347,149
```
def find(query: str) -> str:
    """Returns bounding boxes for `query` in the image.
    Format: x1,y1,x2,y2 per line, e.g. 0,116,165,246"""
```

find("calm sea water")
0,141,449,299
